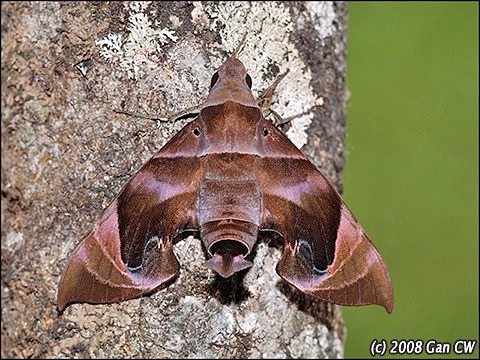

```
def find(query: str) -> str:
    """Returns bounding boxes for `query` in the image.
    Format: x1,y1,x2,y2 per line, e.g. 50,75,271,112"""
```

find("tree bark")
1,2,348,358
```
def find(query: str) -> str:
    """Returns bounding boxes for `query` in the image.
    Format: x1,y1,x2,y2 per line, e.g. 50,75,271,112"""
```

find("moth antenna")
231,6,252,58
231,31,248,58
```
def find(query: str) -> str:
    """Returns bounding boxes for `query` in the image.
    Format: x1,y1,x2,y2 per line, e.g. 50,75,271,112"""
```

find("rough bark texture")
1,2,348,358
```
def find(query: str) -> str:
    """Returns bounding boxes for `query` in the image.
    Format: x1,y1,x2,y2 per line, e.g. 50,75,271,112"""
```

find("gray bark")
1,1,348,358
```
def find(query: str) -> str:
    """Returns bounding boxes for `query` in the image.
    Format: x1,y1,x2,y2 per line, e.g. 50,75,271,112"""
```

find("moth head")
204,57,258,108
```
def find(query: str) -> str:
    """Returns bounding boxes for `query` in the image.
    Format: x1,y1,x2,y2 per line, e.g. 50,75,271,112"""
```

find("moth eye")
193,127,201,136
262,128,269,137
245,74,252,88
210,72,219,88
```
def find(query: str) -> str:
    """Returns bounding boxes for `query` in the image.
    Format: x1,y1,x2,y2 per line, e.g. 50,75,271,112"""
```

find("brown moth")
57,57,394,313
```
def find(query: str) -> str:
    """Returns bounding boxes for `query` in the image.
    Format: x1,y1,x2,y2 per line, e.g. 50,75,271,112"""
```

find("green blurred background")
343,2,478,358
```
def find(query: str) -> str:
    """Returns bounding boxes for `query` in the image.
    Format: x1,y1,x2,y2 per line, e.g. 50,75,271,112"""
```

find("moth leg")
256,70,314,127
114,104,201,123
257,69,290,115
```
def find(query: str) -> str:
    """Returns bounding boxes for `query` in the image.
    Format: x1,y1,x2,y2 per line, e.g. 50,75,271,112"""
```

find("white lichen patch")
288,325,325,358
243,242,281,298
304,1,336,39
6,231,24,249
95,1,178,80
173,235,205,275
205,1,331,148
191,1,210,27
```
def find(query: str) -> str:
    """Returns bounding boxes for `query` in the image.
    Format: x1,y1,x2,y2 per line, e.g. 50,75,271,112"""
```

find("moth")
57,57,393,313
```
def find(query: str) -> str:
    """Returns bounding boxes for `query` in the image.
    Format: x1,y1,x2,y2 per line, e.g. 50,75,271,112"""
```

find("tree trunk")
1,2,348,358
